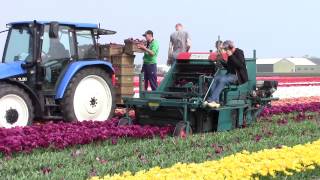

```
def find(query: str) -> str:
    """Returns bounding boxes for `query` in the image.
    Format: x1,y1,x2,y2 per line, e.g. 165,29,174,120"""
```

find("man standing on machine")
167,23,191,65
204,40,248,108
138,30,159,91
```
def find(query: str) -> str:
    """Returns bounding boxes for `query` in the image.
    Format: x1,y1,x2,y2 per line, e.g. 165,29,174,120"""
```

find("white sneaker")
207,101,220,108
202,101,208,107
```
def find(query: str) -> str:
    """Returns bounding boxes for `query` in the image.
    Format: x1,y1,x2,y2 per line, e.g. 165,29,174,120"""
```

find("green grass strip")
0,113,319,180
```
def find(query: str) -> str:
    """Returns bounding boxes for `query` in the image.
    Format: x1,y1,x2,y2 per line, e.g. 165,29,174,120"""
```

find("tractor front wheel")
0,83,34,128
61,68,115,122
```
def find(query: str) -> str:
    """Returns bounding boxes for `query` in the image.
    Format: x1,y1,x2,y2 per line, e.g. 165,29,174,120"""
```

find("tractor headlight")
148,102,160,111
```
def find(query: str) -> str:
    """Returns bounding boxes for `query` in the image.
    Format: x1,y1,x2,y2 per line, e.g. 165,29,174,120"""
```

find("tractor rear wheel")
61,67,115,122
0,83,34,128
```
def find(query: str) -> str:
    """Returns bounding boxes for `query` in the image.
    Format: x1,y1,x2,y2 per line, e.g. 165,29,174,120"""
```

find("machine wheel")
173,121,192,138
61,67,115,122
0,83,34,128
118,117,132,126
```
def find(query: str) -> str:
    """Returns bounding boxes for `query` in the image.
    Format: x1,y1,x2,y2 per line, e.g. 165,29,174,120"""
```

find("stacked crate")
98,41,144,104
98,43,124,61
124,40,145,55
112,54,135,104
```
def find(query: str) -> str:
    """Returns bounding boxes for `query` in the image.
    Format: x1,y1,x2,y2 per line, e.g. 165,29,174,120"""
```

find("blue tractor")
0,21,116,128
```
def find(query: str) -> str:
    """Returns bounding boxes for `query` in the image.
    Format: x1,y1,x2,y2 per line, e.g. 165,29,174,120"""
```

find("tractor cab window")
42,25,75,62
3,26,33,63
41,25,75,88
76,30,97,59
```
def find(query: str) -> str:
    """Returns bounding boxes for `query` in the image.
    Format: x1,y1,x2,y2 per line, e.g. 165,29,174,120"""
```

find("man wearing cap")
204,40,248,108
137,30,159,91
167,23,191,65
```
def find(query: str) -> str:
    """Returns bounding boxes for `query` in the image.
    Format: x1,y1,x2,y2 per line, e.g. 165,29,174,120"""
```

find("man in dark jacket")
205,40,248,108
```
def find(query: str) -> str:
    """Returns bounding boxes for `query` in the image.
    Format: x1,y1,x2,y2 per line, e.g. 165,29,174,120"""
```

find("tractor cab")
0,21,116,128
3,21,115,88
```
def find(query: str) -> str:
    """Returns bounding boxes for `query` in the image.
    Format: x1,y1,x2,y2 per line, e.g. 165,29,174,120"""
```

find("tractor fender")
0,62,26,79
1,79,42,117
55,60,114,99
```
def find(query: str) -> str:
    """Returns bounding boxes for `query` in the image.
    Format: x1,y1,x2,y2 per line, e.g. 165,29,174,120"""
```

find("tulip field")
255,76,320,99
0,77,320,180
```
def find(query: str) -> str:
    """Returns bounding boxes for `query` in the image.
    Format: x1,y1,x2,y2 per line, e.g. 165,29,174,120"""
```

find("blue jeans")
207,74,238,103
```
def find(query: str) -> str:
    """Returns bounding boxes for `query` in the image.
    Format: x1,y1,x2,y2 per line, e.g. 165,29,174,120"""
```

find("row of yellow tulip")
91,139,320,180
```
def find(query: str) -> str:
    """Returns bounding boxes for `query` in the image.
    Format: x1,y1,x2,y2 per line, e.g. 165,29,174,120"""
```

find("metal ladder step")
40,91,62,119
44,104,59,107
42,116,63,120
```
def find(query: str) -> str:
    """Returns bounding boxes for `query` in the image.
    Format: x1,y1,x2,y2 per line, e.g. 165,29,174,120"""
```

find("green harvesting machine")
122,51,278,136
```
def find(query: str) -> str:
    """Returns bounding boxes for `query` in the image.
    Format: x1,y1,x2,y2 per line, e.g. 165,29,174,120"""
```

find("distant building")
256,58,318,73
256,58,282,72
309,57,320,67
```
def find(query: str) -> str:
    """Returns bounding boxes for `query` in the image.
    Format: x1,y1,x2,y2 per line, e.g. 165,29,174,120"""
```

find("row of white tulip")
273,85,320,99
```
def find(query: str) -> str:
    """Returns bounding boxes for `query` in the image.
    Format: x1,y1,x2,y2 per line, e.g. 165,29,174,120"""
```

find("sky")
0,0,319,64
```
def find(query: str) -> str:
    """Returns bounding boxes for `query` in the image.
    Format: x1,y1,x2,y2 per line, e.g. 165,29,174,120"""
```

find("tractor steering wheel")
41,51,48,57
43,59,59,68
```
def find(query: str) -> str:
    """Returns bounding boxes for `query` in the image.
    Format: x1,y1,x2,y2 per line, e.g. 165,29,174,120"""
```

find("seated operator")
43,38,69,83
204,40,248,108
46,38,69,61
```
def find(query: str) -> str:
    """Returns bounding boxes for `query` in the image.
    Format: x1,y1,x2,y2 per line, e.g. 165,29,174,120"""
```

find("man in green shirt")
137,30,159,91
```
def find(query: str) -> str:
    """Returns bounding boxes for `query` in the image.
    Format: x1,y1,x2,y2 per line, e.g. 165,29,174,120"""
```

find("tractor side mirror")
49,22,59,38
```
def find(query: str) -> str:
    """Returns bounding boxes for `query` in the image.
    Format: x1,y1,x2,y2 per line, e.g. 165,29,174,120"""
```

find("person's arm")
168,40,173,58
150,41,159,57
228,49,245,69
167,40,173,65
138,43,157,56
186,32,191,52
186,39,191,52
145,48,155,56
